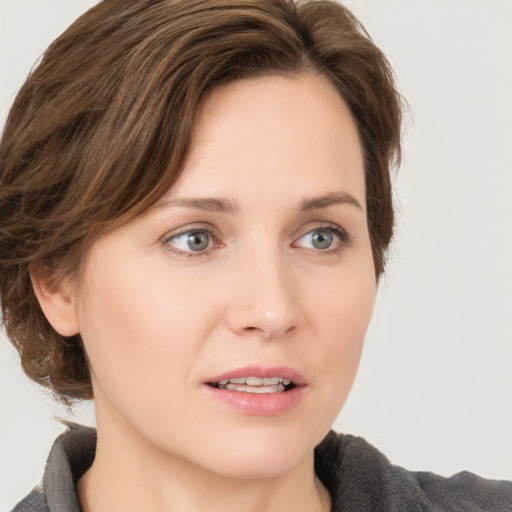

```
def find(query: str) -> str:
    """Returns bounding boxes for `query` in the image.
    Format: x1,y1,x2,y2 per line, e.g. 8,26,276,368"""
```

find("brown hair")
0,0,402,402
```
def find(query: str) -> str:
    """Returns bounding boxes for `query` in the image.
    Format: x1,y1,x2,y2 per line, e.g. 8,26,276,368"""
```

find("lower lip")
204,385,304,416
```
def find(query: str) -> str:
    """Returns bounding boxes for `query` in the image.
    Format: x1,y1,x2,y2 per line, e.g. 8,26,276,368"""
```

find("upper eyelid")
295,227,349,244
162,220,345,235
161,223,218,242
161,227,219,258
292,221,349,240
161,221,348,239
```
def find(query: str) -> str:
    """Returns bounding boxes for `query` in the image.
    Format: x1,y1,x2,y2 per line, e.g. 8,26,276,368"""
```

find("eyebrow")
154,197,239,213
154,192,362,214
298,192,363,212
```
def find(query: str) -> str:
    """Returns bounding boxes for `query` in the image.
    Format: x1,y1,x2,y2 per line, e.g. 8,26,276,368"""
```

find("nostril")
241,326,265,336
240,324,296,338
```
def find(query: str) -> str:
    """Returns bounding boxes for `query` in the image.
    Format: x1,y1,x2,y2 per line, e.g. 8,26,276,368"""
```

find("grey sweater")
12,424,512,511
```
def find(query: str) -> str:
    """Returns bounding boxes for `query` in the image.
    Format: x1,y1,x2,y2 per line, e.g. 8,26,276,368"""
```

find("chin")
208,446,309,480
186,424,326,480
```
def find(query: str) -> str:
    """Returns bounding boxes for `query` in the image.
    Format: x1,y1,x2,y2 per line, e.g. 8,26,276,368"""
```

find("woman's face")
72,73,376,478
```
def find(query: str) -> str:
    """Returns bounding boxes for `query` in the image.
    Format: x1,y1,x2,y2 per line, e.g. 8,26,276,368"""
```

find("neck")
78,415,330,512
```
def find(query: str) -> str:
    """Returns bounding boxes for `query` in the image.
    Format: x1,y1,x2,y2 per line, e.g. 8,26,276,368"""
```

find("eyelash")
162,226,220,258
161,223,351,258
293,224,351,255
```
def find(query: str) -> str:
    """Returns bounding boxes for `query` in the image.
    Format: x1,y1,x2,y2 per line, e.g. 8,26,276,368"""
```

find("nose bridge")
227,235,300,338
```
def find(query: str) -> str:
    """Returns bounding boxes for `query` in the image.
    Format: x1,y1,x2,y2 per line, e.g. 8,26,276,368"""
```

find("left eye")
166,230,212,253
295,227,345,251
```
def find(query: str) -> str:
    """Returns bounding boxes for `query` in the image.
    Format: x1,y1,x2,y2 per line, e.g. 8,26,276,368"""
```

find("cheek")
311,262,375,393
313,252,375,338
75,256,218,407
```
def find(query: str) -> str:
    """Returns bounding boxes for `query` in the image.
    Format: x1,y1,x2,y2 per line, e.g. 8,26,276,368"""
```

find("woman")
1,1,510,511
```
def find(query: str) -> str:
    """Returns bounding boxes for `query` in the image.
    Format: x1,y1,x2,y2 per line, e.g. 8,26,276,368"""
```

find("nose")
224,246,301,340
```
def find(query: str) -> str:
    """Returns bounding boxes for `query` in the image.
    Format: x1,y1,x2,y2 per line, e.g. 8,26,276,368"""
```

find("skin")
34,72,376,512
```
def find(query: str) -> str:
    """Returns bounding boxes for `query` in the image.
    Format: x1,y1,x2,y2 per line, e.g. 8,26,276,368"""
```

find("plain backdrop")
1,0,511,509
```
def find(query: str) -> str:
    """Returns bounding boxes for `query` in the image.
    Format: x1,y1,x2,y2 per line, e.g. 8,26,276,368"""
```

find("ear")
30,265,80,337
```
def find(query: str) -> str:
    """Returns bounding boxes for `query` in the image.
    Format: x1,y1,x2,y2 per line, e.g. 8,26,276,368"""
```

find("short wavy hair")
0,0,403,403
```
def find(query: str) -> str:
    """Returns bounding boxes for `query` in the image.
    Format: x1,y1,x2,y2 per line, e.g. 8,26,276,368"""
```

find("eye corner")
293,223,351,254
161,225,221,257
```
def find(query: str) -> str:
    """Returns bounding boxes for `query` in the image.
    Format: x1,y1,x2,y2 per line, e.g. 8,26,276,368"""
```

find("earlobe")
29,265,80,337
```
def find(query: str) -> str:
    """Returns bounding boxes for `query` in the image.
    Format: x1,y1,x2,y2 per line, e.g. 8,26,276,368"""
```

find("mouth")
204,366,306,415
207,376,296,394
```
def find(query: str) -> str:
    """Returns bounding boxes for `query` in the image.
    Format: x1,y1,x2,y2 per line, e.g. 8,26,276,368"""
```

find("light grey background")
1,1,511,509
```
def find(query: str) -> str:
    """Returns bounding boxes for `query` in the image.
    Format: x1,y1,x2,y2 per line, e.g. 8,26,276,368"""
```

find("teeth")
215,376,294,392
226,383,285,393
246,377,263,386
228,377,246,384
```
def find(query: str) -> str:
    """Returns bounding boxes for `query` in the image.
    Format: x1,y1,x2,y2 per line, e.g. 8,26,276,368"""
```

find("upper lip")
205,365,307,386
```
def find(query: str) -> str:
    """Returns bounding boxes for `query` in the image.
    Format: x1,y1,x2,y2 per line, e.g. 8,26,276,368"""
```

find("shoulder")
10,487,47,512
315,430,512,512
11,424,96,512
415,469,512,511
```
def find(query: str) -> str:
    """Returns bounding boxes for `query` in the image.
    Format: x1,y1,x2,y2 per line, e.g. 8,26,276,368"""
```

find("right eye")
164,228,214,255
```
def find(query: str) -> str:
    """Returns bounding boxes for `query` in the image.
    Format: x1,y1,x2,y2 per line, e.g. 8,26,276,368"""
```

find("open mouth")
207,376,296,394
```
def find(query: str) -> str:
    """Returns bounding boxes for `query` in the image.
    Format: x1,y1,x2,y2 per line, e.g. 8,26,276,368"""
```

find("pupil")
312,231,333,250
188,232,209,251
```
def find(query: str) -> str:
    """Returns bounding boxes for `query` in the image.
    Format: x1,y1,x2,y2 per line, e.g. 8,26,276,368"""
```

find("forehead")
163,72,365,209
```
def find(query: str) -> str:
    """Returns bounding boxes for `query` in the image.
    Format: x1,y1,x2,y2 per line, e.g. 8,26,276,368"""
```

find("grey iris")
188,232,209,251
312,230,333,250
